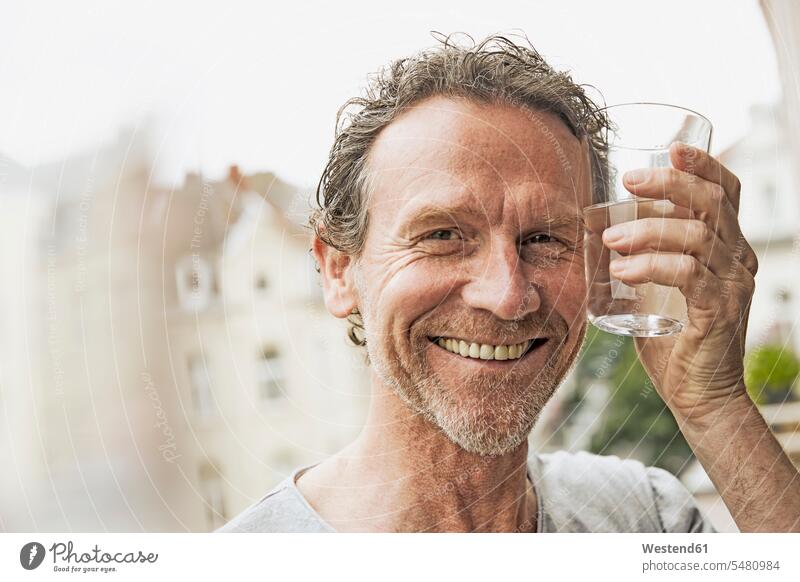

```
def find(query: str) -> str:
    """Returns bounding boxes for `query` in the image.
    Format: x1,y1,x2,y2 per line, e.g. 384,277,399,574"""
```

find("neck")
297,371,537,532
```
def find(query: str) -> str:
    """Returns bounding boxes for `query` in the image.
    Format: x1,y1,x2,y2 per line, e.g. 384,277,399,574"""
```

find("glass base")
590,314,683,337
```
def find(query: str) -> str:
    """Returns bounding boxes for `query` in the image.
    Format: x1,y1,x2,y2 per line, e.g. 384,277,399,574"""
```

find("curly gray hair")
311,32,611,347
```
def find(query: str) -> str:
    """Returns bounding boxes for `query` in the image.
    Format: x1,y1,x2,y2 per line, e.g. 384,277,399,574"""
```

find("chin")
436,408,537,457
422,379,551,457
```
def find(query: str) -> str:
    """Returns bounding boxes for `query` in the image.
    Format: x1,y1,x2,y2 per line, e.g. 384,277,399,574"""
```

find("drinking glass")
584,102,713,337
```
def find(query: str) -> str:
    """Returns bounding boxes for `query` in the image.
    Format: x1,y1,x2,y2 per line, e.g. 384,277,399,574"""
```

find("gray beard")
365,320,585,457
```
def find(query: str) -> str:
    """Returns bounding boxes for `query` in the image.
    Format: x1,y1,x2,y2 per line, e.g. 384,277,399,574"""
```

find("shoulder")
216,471,331,533
531,450,715,533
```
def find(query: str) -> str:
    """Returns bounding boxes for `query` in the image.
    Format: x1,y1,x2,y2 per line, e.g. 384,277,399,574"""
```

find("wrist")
670,385,759,436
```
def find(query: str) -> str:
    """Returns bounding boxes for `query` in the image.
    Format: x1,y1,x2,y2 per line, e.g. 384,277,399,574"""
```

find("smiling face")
321,95,593,456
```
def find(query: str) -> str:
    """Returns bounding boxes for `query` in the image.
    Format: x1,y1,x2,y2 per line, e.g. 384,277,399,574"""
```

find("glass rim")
597,101,713,152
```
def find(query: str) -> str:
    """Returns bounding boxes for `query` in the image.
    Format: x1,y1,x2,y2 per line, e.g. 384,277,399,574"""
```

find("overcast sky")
0,0,781,188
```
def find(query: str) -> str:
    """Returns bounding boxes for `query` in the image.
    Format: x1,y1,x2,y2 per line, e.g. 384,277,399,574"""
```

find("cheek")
362,257,459,333
543,262,587,324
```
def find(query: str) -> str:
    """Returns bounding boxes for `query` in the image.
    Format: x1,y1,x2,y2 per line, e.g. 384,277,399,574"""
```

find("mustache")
415,309,567,342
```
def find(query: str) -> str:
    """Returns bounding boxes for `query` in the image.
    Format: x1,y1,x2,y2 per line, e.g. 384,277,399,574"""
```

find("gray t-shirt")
217,450,716,533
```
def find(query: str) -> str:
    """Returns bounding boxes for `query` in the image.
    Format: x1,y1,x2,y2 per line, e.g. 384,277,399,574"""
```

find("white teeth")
433,337,539,361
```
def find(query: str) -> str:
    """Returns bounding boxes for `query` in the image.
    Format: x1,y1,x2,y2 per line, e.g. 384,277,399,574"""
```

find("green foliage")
744,345,800,405
564,326,693,475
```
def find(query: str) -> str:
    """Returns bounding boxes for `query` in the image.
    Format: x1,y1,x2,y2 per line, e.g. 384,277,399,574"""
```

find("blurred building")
720,103,800,353
679,102,800,533
761,0,800,196
0,129,369,532
160,167,370,530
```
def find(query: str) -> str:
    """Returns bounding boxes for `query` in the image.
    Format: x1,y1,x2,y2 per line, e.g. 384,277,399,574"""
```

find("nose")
460,239,541,321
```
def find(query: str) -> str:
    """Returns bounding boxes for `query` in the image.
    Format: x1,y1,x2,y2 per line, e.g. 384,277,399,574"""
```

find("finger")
726,231,759,278
602,217,735,277
609,252,722,311
622,166,741,248
670,142,742,212
669,144,758,276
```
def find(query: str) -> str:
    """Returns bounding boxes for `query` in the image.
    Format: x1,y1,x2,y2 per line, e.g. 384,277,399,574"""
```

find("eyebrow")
397,203,583,235
398,204,487,231
539,213,585,231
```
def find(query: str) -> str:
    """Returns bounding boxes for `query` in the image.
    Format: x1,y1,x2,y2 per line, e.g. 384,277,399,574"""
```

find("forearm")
674,390,800,532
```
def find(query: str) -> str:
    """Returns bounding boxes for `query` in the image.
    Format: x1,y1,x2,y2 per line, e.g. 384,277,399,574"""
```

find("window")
175,254,213,310
188,354,215,418
257,347,284,400
198,463,226,530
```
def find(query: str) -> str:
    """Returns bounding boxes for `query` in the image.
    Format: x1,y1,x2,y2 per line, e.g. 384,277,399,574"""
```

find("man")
219,34,800,532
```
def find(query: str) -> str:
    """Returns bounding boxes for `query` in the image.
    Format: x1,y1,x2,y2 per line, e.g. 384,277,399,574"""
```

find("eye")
418,228,466,257
426,229,462,241
524,233,559,245
520,232,568,263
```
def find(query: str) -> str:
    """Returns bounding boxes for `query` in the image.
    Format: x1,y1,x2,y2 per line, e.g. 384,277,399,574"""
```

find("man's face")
353,96,592,455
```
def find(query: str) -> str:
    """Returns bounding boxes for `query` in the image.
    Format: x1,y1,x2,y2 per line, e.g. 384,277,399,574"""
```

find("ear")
311,234,359,318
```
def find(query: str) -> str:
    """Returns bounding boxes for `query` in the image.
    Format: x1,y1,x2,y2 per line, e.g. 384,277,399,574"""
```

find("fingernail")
610,258,628,275
603,225,626,243
624,169,648,185
677,142,696,157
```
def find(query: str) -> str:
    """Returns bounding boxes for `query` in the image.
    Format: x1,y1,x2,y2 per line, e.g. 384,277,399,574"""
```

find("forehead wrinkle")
441,106,583,183
365,98,593,234
373,102,584,194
